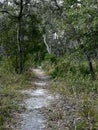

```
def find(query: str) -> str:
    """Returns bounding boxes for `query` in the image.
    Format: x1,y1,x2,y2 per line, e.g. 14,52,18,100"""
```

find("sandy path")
19,68,57,130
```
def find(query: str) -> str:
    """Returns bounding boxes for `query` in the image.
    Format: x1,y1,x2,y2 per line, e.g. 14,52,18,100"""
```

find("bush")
44,54,56,63
42,53,98,93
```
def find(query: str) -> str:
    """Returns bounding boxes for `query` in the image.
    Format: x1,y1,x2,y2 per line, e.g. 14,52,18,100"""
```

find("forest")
0,0,98,130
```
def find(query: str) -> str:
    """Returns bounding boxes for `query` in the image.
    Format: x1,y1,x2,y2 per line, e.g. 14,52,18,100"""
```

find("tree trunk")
86,55,95,79
17,19,23,73
43,34,51,54
79,43,95,79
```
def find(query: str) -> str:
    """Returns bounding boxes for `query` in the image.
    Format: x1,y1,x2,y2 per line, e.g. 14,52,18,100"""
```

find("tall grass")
42,54,98,130
0,58,33,129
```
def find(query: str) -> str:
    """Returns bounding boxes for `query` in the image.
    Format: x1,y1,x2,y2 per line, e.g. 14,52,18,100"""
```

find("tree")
0,0,45,73
60,0,98,78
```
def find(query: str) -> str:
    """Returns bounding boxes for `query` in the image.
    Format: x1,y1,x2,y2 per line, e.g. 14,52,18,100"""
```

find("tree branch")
0,10,18,18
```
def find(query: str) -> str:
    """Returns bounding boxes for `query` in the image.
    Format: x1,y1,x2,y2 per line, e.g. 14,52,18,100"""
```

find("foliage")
0,0,98,129
42,53,98,93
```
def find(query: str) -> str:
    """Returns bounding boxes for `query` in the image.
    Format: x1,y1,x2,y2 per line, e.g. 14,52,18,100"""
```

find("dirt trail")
19,67,58,130
13,68,98,130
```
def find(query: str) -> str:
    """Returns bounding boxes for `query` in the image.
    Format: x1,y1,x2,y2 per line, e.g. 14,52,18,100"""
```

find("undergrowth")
42,54,98,130
0,58,34,129
42,54,98,93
